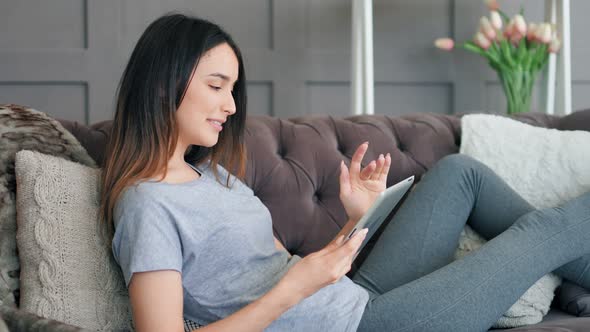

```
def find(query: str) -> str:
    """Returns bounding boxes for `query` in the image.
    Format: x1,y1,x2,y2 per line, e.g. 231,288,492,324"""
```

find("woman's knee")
427,154,498,189
433,154,486,176
512,207,565,231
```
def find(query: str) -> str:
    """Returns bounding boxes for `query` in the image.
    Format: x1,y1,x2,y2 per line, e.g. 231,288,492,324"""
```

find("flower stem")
499,70,534,114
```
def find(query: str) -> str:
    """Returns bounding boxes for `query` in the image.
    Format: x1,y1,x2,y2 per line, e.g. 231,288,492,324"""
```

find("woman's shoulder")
200,161,253,194
113,183,168,224
119,181,162,204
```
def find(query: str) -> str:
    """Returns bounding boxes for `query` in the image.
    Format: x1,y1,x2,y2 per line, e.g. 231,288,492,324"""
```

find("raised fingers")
341,228,368,255
369,154,385,180
350,142,369,179
339,161,351,195
379,153,392,182
359,160,376,180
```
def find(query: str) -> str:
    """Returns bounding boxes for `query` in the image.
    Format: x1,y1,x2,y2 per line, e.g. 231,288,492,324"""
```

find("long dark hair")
99,13,247,237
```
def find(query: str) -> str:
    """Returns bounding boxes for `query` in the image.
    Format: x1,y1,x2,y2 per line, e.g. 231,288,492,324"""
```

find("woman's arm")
198,281,299,331
129,270,300,332
129,229,368,332
128,271,184,332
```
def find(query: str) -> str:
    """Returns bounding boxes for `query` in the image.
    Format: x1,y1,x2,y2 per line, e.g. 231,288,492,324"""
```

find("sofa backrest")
59,110,586,260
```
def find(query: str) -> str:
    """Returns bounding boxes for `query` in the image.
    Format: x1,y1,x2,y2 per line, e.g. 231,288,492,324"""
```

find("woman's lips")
208,119,223,131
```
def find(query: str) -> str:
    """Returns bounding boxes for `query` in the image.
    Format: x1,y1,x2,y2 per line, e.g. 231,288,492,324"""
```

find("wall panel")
0,0,588,123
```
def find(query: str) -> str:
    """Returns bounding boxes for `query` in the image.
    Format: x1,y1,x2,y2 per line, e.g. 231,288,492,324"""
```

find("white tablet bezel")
345,175,415,252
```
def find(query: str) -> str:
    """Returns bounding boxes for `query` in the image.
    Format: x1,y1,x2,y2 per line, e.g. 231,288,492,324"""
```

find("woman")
99,14,590,332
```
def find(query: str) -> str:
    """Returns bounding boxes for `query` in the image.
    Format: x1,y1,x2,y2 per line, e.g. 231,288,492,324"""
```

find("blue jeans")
353,154,590,332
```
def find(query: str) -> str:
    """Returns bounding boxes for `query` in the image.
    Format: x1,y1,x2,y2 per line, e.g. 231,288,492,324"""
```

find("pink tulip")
513,15,527,36
510,32,523,46
479,16,496,40
549,37,561,53
526,23,537,41
504,19,515,38
539,24,552,44
533,23,546,41
485,0,499,11
535,23,546,43
474,32,491,50
434,38,455,51
490,11,502,30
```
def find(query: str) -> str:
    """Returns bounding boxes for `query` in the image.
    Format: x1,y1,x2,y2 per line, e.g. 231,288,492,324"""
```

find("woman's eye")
209,85,222,91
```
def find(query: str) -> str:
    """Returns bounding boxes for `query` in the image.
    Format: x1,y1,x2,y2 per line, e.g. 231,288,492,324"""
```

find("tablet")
346,175,415,254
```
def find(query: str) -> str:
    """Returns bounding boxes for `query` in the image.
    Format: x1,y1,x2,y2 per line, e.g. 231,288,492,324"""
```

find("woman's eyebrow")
208,72,234,82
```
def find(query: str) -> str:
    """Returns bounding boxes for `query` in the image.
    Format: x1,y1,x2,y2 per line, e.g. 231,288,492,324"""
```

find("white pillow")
457,114,590,328
15,150,133,330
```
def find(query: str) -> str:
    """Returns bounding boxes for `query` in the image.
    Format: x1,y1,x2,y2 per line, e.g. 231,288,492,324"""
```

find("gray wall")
0,0,588,124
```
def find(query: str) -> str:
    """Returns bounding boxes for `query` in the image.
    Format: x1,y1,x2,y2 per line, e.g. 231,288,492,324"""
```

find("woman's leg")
354,156,590,330
356,190,590,332
352,154,590,293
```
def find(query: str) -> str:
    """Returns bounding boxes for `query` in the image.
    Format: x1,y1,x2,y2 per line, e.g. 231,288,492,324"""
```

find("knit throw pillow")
0,104,97,307
15,150,133,330
458,114,590,328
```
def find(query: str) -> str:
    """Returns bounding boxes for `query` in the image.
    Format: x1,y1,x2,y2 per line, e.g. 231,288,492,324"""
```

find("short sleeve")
112,188,183,287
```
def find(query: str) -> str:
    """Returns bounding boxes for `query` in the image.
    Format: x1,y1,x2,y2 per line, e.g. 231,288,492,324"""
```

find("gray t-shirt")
112,161,370,331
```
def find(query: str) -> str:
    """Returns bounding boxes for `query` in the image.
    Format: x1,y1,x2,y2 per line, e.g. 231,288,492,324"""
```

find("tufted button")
313,191,321,203
337,143,346,155
277,145,285,158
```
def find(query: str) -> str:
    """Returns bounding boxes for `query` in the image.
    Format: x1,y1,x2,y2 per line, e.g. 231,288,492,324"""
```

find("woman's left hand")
339,142,392,221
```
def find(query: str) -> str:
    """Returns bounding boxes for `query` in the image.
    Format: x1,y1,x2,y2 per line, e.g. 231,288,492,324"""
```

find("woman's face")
176,42,239,148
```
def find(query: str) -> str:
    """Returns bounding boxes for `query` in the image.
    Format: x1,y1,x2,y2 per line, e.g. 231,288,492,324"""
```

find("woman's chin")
191,134,219,148
204,138,219,148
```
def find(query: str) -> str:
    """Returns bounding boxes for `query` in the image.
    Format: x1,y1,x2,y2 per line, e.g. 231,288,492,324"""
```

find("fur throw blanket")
0,104,96,307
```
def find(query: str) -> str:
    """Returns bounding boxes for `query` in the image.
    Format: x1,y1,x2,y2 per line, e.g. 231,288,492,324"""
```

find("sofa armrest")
0,306,89,332
558,108,590,131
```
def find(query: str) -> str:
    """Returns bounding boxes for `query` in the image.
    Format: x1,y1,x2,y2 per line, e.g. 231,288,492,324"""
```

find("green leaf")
532,44,548,71
500,39,515,69
489,60,500,71
488,42,501,59
516,38,527,64
537,48,550,71
460,42,503,68
522,47,533,71
498,10,510,23
495,60,510,72
462,42,486,56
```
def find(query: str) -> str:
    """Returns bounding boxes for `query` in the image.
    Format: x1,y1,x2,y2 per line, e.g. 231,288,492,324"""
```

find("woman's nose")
224,92,236,115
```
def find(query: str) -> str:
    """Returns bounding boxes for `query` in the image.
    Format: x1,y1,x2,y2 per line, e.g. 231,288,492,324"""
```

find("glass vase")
497,70,536,115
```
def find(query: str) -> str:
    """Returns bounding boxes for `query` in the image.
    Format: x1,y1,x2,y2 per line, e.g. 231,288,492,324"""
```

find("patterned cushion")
184,318,203,331
0,314,8,332
15,150,133,330
0,104,97,307
0,305,86,331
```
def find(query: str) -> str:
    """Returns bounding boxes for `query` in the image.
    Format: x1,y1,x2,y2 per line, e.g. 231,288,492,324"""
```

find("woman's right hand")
277,228,368,301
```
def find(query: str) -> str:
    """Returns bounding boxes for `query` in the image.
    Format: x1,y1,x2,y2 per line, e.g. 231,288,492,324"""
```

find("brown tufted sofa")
3,110,590,331
57,110,590,331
